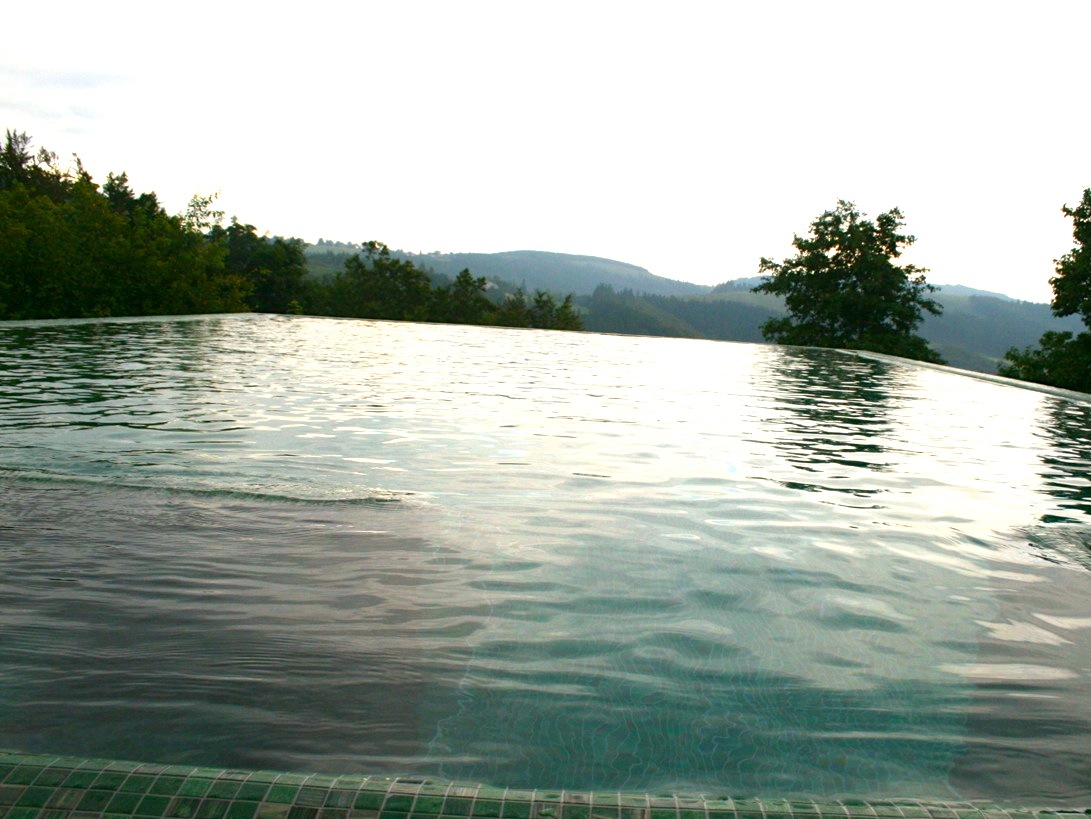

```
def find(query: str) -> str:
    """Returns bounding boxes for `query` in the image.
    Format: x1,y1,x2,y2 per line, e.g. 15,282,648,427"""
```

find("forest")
0,131,581,331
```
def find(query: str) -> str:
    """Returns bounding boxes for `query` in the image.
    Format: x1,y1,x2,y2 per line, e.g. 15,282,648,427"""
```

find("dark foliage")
0,131,581,332
1000,189,1091,393
753,201,944,363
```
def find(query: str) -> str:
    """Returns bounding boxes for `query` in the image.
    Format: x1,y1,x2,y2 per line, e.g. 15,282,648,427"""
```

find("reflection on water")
1,314,1090,804
1036,399,1091,525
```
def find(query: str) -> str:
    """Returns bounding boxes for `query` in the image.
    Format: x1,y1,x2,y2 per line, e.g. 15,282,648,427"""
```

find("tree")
999,188,1091,393
433,268,492,325
753,200,944,363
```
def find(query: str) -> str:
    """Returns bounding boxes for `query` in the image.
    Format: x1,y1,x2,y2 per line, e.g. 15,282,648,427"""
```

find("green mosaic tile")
592,796,620,809
96,771,132,791
591,809,620,819
106,790,145,814
247,773,281,786
198,800,231,819
0,786,24,806
305,777,339,789
416,798,447,815
478,791,506,802
237,783,272,802
354,793,386,811
297,787,331,808
178,779,214,798
150,777,187,796
170,797,204,818
706,805,736,816
4,768,40,786
106,762,141,774
137,766,170,777
47,788,87,810
135,794,173,816
349,811,380,819
650,810,678,819
288,808,319,819
207,781,244,800
78,789,119,812
445,798,475,817
257,805,293,819
502,802,533,819
226,800,261,819
678,811,704,819
16,786,54,808
33,767,73,787
735,812,765,819
6,807,41,819
562,807,590,819
332,778,368,791
0,765,16,783
266,785,301,804
417,786,450,798
383,795,415,814
475,800,503,819
276,776,310,788
319,811,350,819
326,791,357,809
121,775,159,794
43,811,75,819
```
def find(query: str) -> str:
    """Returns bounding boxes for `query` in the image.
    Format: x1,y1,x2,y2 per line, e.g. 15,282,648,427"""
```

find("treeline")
998,188,1091,394
0,131,581,331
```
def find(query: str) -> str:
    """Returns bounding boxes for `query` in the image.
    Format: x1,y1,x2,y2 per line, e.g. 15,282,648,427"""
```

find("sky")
2,1,1089,304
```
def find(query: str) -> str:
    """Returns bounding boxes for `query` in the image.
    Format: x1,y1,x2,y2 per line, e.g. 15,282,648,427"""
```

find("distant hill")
933,283,1016,301
713,277,1017,302
302,246,1080,376
583,285,1082,375
400,250,711,298
303,246,709,297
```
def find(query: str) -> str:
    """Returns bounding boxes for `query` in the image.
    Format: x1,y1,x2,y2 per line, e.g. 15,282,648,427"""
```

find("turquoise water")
1,314,1090,803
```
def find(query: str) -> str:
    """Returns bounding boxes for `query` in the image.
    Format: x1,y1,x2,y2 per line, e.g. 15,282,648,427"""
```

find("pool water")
1,314,1089,803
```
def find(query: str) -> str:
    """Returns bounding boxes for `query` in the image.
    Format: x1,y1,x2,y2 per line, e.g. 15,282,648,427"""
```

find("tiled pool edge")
1,754,1085,819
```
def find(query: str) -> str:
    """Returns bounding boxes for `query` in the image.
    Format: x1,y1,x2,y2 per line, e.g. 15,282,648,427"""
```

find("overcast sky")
3,1,1089,303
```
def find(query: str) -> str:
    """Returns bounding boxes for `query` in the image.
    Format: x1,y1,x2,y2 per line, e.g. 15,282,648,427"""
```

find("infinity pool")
1,314,1089,804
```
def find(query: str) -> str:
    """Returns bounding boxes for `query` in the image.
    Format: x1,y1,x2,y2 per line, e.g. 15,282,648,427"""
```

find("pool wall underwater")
1,753,1087,819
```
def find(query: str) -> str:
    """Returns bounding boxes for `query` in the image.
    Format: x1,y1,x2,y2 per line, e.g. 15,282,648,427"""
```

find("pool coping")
2,753,1086,819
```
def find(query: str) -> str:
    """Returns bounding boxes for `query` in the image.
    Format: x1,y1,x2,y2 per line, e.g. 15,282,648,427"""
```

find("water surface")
1,315,1090,803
